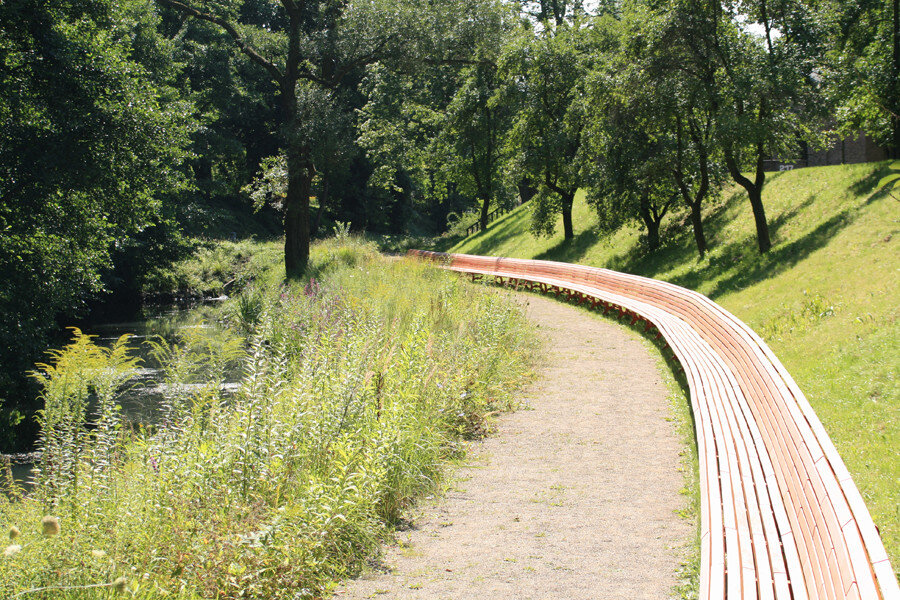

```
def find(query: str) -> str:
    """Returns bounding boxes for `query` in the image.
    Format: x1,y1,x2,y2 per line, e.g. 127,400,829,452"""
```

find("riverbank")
0,238,537,599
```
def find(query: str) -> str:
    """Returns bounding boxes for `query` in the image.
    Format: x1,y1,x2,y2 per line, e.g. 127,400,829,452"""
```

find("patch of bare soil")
333,294,692,599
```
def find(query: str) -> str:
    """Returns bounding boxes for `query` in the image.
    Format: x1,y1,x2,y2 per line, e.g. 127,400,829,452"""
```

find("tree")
357,62,454,232
671,108,718,257
820,0,900,156
654,13,723,258
437,61,514,230
244,80,357,236
582,13,672,252
585,118,679,253
502,20,592,240
672,0,826,253
358,0,518,233
157,0,417,278
159,3,281,208
0,0,193,449
584,7,721,257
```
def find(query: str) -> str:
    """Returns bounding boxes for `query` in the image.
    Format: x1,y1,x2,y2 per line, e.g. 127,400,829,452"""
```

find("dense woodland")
1,0,898,450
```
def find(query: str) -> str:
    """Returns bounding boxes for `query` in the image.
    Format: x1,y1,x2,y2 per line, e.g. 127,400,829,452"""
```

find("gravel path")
334,294,692,599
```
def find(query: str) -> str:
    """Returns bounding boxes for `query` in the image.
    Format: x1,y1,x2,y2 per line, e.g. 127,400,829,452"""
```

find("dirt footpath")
334,294,692,600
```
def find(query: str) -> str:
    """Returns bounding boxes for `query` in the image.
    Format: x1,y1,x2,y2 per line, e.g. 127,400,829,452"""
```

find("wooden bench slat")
577,266,878,598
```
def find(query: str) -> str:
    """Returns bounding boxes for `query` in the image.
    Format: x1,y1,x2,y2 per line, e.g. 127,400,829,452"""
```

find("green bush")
141,239,284,301
0,243,535,599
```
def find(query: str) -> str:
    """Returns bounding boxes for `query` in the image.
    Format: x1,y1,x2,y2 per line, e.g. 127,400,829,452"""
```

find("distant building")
763,132,887,172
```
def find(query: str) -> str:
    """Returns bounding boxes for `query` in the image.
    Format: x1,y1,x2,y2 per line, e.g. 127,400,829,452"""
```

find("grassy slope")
449,161,900,568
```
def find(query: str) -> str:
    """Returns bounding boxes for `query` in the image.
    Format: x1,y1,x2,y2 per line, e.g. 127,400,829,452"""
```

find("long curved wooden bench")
409,250,899,600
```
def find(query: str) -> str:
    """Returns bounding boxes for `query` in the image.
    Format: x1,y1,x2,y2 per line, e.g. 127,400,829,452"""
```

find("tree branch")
157,0,283,83
324,34,399,87
422,57,497,68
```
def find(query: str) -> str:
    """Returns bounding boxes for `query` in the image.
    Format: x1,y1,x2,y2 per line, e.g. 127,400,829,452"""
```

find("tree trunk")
638,194,660,252
689,201,708,258
517,178,537,205
561,191,575,240
284,150,311,280
724,150,771,253
153,0,315,275
747,185,771,253
311,177,328,237
281,11,311,279
193,157,212,202
479,194,491,230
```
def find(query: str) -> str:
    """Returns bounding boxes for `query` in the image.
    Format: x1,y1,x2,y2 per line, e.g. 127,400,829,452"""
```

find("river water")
4,302,235,490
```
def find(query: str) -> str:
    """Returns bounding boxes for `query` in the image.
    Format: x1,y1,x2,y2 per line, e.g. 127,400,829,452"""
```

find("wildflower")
91,549,107,559
112,576,127,593
3,544,21,557
8,525,19,540
41,515,60,536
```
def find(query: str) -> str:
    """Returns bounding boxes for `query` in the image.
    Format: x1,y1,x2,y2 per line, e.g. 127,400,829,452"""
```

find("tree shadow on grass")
768,193,819,242
541,185,864,301
535,183,754,272
533,227,603,263
669,205,860,298
459,211,532,256
849,161,894,198
455,165,887,300
685,166,895,298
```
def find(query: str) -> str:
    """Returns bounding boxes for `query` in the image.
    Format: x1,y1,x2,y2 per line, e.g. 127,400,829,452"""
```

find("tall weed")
0,242,535,599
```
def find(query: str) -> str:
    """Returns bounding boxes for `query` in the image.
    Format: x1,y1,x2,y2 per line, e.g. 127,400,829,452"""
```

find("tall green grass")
0,238,535,599
448,161,899,571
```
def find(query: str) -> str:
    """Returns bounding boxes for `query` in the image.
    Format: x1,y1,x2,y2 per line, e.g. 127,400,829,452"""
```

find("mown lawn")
449,161,900,569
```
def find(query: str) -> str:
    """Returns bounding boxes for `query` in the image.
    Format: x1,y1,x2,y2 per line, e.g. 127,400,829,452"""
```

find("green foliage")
243,154,288,213
581,6,727,256
499,19,592,239
819,0,900,152
0,243,535,598
141,239,284,301
0,0,195,450
29,329,141,510
357,0,519,234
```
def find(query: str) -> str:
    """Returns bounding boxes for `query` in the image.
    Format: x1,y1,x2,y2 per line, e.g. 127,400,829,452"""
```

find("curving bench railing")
409,250,899,600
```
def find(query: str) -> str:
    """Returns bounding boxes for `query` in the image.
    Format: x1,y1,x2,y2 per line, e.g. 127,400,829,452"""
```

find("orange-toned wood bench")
409,250,899,600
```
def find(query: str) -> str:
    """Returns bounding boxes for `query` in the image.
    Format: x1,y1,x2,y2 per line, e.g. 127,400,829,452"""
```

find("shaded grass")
449,161,900,571
141,238,285,301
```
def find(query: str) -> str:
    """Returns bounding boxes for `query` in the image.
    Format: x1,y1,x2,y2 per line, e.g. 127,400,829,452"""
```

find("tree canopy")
1,0,896,449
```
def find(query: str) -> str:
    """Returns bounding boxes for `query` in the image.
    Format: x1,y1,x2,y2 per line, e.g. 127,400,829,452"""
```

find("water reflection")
89,304,202,423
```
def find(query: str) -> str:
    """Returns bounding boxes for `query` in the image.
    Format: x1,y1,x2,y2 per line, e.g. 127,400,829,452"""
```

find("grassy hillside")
448,161,900,569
